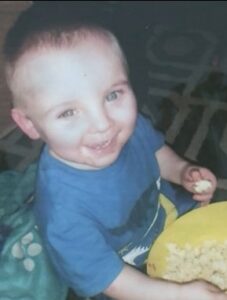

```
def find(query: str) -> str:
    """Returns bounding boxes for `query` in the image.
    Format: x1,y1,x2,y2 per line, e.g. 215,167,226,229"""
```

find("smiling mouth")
87,139,112,151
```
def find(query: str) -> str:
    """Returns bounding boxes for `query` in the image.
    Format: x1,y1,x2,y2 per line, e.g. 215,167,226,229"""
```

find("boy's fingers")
184,167,201,181
200,200,211,207
192,193,212,202
189,168,201,180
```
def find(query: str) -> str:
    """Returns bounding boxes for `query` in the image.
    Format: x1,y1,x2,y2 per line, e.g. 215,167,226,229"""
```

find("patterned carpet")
139,24,227,201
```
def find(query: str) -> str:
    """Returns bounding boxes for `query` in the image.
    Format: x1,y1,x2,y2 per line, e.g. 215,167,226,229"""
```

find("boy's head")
4,4,137,170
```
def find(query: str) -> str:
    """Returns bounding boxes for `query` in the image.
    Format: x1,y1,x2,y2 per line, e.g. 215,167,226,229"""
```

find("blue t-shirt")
34,114,197,297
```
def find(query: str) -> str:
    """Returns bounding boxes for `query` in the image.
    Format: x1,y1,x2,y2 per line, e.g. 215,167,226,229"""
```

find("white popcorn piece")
194,179,212,193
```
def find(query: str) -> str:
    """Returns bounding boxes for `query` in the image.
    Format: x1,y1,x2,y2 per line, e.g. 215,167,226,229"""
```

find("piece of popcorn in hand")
194,180,212,193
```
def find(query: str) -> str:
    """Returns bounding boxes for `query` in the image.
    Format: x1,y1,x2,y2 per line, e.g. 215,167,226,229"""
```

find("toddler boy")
4,4,226,300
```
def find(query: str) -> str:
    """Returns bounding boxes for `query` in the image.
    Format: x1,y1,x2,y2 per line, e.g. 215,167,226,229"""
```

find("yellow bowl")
147,201,227,289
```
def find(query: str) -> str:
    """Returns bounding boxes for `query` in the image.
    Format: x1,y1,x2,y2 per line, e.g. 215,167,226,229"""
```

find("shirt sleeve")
136,113,165,152
46,206,124,297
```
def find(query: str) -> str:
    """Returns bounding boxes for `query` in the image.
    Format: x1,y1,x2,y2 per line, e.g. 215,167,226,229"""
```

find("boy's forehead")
15,33,124,76
11,34,127,107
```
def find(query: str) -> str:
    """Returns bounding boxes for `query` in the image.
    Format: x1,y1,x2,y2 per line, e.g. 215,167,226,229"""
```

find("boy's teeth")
91,140,110,150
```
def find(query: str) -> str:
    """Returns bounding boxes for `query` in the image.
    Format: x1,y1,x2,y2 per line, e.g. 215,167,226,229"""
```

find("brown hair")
4,3,128,106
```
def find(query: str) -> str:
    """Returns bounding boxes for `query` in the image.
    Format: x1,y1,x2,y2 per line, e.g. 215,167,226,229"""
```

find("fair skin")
10,36,137,170
9,33,224,300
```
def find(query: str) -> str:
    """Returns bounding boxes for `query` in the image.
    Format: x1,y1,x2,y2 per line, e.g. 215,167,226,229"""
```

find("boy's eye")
58,109,76,119
106,91,119,102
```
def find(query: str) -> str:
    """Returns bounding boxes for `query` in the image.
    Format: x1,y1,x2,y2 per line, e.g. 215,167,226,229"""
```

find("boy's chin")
79,150,122,170
83,154,120,170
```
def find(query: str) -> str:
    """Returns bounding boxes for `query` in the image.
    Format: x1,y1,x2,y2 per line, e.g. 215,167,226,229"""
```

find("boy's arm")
104,264,179,300
103,264,227,300
155,145,217,203
155,145,188,184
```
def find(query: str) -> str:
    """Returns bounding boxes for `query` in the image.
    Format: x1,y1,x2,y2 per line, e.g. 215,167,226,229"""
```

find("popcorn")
163,240,227,290
147,202,227,292
194,179,212,193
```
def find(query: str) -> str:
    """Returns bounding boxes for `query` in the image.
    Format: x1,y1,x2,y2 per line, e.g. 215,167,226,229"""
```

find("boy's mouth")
89,139,111,150
86,134,118,153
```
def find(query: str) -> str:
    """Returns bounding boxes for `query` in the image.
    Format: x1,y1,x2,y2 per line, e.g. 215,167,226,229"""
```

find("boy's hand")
178,280,227,300
181,165,217,205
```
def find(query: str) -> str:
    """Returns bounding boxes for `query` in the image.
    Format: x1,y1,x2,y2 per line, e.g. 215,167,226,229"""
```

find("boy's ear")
11,108,40,140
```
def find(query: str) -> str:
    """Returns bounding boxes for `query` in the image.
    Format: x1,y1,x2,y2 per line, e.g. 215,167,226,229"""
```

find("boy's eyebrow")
111,79,129,88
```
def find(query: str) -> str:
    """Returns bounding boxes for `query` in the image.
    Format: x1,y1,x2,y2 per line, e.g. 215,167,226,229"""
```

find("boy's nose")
89,107,112,133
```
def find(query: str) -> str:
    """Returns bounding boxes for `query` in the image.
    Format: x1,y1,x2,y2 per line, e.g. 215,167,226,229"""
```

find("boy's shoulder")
135,113,165,152
136,113,156,131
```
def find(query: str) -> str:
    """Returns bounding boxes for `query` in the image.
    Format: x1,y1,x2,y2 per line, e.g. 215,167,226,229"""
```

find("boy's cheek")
41,123,83,146
113,99,137,122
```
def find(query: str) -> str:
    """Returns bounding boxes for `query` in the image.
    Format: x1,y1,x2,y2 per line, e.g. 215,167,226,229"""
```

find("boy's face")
12,35,137,169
